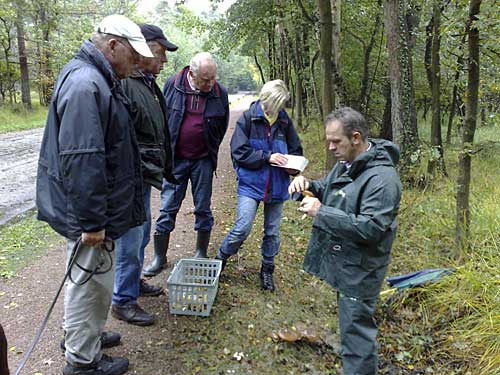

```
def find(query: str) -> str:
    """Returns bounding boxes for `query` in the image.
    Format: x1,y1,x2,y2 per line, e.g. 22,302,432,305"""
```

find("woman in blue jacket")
216,80,303,291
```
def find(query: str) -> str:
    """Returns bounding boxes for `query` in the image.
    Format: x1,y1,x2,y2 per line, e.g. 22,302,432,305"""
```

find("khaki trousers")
64,239,114,366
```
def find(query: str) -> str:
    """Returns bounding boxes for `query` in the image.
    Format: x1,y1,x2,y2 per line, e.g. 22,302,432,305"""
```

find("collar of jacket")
345,139,400,179
129,70,156,88
250,100,288,126
173,65,220,98
77,40,126,98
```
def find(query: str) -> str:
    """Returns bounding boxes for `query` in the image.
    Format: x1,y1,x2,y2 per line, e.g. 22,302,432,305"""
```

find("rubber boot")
260,263,275,291
194,231,211,258
215,255,227,273
143,233,169,277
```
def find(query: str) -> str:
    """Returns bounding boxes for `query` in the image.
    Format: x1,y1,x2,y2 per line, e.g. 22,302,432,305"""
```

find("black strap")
14,238,114,375
14,239,82,375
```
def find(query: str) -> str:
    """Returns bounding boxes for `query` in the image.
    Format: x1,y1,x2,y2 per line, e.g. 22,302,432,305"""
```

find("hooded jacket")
162,66,229,171
123,73,176,190
36,40,145,240
303,139,402,299
231,100,303,202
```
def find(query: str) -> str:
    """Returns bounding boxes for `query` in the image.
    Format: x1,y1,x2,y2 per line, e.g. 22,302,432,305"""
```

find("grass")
0,212,62,278
1,111,498,374
0,102,47,133
378,121,500,374
163,171,344,374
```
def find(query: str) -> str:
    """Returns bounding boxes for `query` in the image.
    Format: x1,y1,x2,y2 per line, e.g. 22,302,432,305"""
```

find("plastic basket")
166,258,222,317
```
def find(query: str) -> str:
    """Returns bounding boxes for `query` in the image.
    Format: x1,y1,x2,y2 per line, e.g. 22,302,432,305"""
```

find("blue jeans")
112,185,151,306
217,195,283,265
155,158,214,233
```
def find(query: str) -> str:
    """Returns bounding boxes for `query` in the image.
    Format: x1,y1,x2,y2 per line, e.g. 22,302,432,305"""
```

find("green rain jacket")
123,73,176,190
303,138,402,300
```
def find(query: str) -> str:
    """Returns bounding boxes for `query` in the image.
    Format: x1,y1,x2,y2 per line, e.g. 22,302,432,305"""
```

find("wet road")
0,95,254,227
0,128,43,226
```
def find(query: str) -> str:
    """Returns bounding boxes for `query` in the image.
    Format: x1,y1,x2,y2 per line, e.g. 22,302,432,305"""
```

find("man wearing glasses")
143,52,229,276
36,14,153,375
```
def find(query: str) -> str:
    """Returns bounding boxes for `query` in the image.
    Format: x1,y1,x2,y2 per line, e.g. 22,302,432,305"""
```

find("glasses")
190,71,216,84
115,39,139,59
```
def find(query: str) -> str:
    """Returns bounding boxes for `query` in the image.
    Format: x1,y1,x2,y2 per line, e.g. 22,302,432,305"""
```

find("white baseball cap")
96,14,153,58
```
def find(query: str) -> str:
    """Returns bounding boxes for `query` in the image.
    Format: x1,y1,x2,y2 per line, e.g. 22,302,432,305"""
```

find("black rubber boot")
260,263,275,292
215,255,227,273
194,231,210,258
143,233,169,277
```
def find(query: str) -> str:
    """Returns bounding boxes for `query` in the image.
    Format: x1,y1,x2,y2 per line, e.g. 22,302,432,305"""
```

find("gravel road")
0,128,43,226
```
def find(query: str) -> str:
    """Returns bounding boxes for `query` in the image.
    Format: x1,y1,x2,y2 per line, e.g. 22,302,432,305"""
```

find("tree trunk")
16,1,32,110
427,0,446,176
0,17,14,105
318,0,335,169
309,49,323,121
318,0,333,115
380,81,393,140
424,17,434,90
455,0,481,259
254,52,266,84
39,5,53,106
358,0,383,113
383,0,419,169
331,0,342,107
446,85,458,144
293,28,304,129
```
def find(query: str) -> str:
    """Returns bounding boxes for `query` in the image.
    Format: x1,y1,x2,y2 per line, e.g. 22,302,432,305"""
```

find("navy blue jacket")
36,40,145,240
231,100,303,202
162,66,229,171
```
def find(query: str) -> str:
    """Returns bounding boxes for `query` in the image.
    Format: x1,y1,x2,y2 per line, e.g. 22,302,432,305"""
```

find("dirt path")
1,96,254,375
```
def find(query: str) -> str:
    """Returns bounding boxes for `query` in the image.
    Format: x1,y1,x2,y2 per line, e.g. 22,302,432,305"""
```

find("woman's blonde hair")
259,79,290,117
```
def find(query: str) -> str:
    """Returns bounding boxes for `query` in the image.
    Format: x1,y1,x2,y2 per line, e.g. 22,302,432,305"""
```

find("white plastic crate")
166,258,222,317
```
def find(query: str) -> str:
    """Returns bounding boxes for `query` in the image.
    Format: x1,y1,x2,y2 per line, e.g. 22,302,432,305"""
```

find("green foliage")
0,100,47,133
378,126,500,373
145,2,259,93
217,56,258,93
0,212,61,278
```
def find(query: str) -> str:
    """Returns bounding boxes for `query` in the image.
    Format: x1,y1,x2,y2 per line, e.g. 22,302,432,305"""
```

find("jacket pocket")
325,235,363,266
139,144,163,178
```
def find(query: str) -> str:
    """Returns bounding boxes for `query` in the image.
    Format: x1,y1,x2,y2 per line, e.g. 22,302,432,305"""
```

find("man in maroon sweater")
144,52,229,276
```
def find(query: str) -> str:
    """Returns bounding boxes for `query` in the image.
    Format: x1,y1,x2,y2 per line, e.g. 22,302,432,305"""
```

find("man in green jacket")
289,107,402,375
111,24,178,326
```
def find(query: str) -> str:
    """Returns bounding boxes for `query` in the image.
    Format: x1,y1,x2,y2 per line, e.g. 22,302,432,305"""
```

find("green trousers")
338,292,379,375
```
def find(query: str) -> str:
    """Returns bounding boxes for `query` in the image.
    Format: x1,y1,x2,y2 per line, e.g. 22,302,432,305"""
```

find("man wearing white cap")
36,14,152,375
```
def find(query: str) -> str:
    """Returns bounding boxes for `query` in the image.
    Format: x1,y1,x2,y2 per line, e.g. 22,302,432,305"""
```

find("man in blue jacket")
144,52,229,276
289,107,402,375
216,80,303,291
36,15,153,375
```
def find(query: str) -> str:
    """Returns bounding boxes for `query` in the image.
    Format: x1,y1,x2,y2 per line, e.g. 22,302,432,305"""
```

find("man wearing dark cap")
111,24,178,326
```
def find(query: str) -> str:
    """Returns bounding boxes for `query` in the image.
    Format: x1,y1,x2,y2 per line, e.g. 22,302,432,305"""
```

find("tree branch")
295,0,316,24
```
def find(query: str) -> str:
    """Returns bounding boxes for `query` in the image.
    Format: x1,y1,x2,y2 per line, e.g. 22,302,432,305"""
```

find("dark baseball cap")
139,24,178,52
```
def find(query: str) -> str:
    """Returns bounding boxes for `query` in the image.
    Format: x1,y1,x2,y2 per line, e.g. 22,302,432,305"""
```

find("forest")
0,0,499,374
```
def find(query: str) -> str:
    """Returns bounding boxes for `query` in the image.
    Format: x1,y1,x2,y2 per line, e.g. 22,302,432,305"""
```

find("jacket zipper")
263,123,272,203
